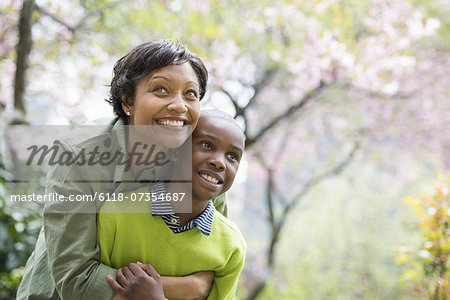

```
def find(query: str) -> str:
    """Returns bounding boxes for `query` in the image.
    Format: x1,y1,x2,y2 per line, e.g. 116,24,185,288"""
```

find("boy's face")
190,116,245,202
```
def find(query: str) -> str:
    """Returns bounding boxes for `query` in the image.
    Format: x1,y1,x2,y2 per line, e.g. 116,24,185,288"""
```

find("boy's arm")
161,270,214,300
207,249,246,300
107,263,214,300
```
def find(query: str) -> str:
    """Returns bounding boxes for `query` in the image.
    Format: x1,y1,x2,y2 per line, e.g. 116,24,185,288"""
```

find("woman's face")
123,63,201,148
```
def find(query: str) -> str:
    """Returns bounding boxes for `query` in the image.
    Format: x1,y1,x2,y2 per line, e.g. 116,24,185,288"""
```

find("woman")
17,40,226,300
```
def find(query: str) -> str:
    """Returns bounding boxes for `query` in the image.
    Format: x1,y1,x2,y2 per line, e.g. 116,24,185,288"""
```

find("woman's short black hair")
106,40,208,124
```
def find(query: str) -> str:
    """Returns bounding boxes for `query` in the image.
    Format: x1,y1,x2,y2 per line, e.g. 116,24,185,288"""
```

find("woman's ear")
121,98,133,116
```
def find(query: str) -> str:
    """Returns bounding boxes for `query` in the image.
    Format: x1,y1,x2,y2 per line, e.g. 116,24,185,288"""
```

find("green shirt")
16,118,227,300
98,189,245,300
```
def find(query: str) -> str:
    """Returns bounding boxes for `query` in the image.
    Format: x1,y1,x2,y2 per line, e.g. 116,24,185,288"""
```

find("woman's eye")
153,87,168,94
186,90,198,99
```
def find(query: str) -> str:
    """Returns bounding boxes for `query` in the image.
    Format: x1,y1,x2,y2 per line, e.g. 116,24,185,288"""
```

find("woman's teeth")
159,120,184,127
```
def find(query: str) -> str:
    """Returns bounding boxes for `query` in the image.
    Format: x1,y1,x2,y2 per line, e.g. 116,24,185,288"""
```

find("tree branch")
244,67,279,111
269,125,294,206
266,168,276,232
245,132,359,300
246,81,327,147
220,66,279,142
220,87,250,138
36,1,120,33
282,141,360,219
220,87,243,116
341,83,417,100
35,5,75,32
0,25,16,60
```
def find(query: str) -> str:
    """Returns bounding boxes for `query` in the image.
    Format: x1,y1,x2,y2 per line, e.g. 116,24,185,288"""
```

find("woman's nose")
167,93,187,113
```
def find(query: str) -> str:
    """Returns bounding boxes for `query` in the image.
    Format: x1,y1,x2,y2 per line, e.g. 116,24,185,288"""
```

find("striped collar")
150,182,214,236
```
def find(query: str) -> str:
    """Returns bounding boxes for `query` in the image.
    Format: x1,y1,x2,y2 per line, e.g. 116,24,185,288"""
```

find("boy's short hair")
200,110,244,134
107,40,208,124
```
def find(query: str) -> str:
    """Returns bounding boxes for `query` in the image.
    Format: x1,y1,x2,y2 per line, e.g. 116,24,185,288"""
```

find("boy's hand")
107,262,165,300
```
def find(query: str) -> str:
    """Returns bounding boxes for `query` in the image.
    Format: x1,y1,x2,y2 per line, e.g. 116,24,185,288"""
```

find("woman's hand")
107,262,165,300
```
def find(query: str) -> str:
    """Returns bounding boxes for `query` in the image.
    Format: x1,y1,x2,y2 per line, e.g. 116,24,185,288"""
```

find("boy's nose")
208,157,225,171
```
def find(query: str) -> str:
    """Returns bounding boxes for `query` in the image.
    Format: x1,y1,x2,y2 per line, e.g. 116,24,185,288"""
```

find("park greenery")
1,0,449,299
397,174,449,299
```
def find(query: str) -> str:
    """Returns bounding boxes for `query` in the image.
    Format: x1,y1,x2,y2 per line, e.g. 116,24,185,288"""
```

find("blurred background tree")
1,0,449,299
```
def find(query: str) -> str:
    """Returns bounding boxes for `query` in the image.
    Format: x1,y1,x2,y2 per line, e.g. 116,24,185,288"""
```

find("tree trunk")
246,281,267,300
14,0,35,115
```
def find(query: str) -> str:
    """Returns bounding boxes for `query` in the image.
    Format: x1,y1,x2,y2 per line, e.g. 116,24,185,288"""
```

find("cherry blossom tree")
1,0,449,298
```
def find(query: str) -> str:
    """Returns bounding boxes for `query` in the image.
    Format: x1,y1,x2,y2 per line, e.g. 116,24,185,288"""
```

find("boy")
97,110,246,300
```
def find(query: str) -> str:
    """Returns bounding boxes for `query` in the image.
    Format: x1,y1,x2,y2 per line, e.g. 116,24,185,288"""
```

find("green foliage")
0,267,23,300
397,173,450,300
0,149,41,299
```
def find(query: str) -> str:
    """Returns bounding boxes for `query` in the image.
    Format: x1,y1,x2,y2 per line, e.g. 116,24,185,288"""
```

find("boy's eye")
227,153,239,161
201,141,212,150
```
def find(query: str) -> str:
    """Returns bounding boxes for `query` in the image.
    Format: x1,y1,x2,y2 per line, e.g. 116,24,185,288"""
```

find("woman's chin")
153,126,192,149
